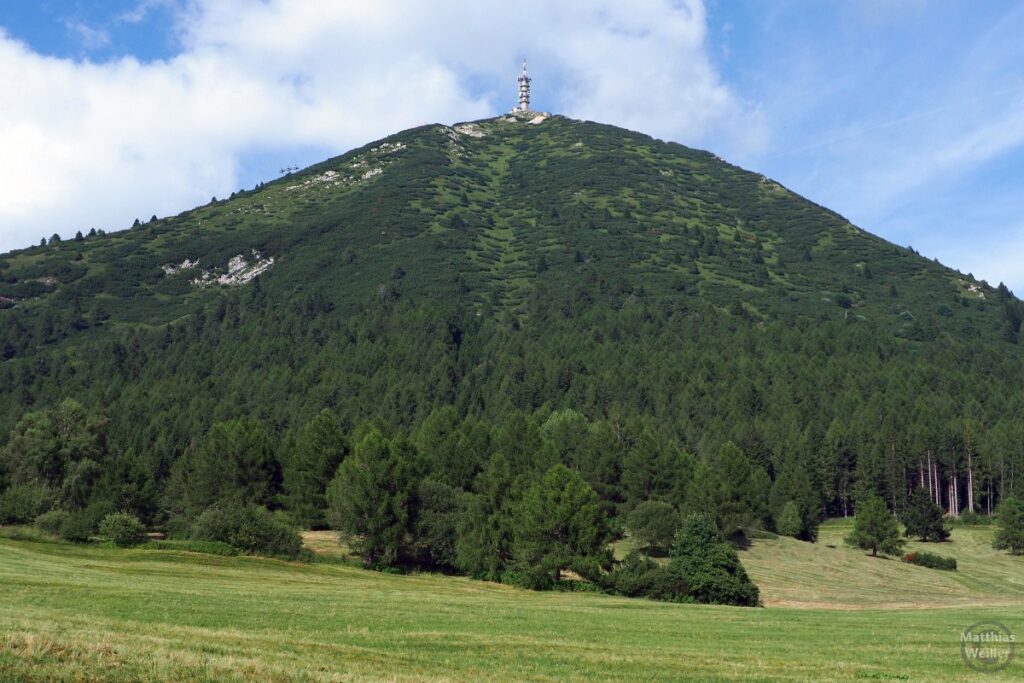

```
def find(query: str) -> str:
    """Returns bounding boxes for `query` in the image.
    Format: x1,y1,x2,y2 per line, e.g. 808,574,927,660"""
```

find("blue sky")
1,0,1023,290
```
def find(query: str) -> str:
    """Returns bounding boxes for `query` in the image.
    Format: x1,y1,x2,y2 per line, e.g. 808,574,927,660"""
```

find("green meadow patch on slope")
1,525,1022,682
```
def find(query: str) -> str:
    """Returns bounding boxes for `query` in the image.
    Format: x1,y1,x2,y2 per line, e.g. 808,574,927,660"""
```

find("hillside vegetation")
2,114,1024,581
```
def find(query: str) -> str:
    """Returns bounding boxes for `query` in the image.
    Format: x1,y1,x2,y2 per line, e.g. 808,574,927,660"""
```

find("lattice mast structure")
517,60,531,112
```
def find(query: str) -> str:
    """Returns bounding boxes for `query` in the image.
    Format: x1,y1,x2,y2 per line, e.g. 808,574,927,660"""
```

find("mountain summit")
2,114,1006,329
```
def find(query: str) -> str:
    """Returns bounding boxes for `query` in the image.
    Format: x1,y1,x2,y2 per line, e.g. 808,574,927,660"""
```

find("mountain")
1,112,1023,525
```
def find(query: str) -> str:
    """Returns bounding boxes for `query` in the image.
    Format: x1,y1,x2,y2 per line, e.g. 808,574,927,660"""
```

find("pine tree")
627,500,680,553
901,486,949,541
846,495,904,557
776,501,802,538
994,496,1024,555
326,429,417,567
282,410,348,529
512,464,609,586
455,453,517,579
686,442,769,536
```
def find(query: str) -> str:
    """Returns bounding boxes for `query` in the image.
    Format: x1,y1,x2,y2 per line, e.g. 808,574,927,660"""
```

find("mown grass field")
1,521,1021,681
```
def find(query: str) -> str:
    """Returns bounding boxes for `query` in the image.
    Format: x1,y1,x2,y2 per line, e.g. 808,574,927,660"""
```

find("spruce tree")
282,410,347,529
512,464,609,586
776,501,802,538
846,495,904,557
994,496,1024,555
901,486,949,542
685,442,769,536
326,429,417,567
455,453,517,579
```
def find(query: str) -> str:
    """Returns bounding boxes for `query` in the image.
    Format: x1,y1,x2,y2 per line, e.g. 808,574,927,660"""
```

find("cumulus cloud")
0,0,761,251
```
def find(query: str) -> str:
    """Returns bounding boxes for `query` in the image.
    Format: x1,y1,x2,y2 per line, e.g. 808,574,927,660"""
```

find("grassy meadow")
1,521,1022,681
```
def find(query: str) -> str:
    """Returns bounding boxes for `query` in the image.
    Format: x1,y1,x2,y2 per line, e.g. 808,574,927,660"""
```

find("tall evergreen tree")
326,429,418,567
901,486,949,542
846,495,904,557
686,441,769,536
165,417,279,524
455,453,518,579
282,410,348,529
512,464,610,586
994,496,1024,555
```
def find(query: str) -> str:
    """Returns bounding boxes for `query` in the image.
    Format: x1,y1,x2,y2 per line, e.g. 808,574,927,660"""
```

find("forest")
2,114,1024,601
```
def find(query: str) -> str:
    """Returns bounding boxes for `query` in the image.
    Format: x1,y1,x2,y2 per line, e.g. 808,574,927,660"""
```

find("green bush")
142,539,239,556
0,525,63,543
607,551,694,602
950,510,993,526
610,550,667,597
58,513,96,542
0,484,54,525
190,504,303,559
99,512,146,547
902,551,957,570
668,513,760,607
34,509,71,535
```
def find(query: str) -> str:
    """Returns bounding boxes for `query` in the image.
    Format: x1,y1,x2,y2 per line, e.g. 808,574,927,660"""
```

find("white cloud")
116,0,179,26
64,21,112,51
0,0,760,251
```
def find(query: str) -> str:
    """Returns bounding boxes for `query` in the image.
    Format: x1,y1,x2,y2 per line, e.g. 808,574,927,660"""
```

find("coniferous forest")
2,114,1024,599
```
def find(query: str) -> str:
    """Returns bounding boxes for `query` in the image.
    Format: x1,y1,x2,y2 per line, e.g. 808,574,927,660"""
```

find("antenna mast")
517,59,531,112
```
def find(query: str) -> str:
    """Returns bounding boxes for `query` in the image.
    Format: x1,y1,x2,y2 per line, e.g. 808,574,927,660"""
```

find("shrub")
669,513,760,607
0,525,64,543
34,509,71,535
0,484,54,525
902,551,957,571
142,539,239,556
951,510,993,526
190,504,303,559
99,512,146,547
610,551,667,597
58,513,96,542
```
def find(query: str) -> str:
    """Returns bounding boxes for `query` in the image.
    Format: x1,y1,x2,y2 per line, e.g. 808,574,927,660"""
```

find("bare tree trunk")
919,460,925,489
967,449,975,513
925,450,933,499
1000,456,1006,509
953,472,960,517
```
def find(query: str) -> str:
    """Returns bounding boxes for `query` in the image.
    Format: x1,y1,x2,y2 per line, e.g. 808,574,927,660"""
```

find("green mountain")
1,112,1022,526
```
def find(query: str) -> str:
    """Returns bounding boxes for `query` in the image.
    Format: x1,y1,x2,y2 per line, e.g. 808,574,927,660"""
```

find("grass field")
1,522,1021,681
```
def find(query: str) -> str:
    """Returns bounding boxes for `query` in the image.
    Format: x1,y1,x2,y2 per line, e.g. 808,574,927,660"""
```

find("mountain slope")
1,113,1010,333
1,113,1022,519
